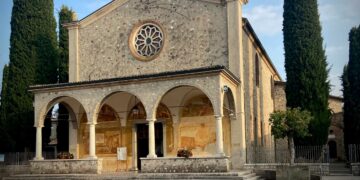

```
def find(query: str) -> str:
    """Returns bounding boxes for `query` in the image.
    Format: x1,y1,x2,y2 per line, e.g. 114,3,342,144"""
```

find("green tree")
0,65,14,152
343,26,360,148
283,0,330,145
269,108,312,165
58,5,75,83
3,0,58,151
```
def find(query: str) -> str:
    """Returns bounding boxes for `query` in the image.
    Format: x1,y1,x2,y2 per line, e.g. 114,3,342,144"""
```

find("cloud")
319,0,360,23
243,4,283,37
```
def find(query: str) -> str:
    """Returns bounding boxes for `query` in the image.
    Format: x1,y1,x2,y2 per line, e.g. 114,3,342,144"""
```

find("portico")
30,66,242,173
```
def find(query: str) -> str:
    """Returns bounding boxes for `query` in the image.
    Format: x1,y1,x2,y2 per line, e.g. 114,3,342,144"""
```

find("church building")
29,0,284,173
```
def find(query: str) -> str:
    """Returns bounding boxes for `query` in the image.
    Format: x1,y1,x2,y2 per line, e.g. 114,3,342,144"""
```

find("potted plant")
177,148,193,158
57,152,74,159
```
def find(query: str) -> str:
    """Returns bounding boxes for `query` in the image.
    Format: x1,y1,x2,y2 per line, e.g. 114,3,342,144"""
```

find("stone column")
132,125,138,170
147,119,157,158
88,123,97,159
34,126,44,160
162,122,167,157
215,115,225,157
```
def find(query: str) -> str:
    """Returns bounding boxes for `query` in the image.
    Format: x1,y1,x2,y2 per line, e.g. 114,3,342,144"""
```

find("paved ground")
322,176,360,180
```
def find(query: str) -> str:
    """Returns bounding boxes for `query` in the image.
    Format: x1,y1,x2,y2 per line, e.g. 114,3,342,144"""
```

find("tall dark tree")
343,26,360,148
0,65,14,152
283,0,330,145
3,0,58,151
58,5,75,83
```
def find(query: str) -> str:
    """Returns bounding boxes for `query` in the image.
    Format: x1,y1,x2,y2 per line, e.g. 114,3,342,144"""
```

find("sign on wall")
117,147,127,161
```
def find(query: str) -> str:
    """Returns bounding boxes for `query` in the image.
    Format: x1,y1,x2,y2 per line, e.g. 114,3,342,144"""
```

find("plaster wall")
242,30,279,163
329,98,342,113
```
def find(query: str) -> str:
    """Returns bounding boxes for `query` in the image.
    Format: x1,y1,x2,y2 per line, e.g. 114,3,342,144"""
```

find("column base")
216,152,226,157
130,167,138,171
33,157,44,161
147,154,157,158
87,155,98,160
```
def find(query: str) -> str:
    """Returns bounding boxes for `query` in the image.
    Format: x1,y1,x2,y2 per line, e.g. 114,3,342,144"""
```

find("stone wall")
274,81,286,111
140,157,229,173
351,163,360,176
30,159,103,174
273,82,288,158
77,0,228,81
328,96,345,160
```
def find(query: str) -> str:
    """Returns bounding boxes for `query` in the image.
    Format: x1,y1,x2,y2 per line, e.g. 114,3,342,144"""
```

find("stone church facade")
29,0,283,173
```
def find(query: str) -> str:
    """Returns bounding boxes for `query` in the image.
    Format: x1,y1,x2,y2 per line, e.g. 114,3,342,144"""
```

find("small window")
271,76,275,99
255,54,260,87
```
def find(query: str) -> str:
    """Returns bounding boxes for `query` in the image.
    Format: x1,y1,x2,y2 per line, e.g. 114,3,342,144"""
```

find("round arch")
38,96,87,127
152,84,217,118
223,87,236,118
95,91,146,122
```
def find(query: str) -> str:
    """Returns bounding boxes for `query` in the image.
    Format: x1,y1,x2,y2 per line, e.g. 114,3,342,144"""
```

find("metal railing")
0,152,56,165
247,145,329,164
348,144,360,163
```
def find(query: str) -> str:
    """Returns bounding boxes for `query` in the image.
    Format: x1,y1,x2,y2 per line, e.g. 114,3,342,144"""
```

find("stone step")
3,171,263,180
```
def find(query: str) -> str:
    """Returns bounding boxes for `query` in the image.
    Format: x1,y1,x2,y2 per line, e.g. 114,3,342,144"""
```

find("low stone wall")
351,163,360,176
140,157,229,173
29,159,103,174
244,163,330,175
0,165,30,177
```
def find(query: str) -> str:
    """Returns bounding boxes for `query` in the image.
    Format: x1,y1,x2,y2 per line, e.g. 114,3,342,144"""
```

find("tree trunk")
288,135,295,165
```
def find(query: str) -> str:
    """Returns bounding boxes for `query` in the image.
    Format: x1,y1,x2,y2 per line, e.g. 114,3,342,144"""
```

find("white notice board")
117,147,127,160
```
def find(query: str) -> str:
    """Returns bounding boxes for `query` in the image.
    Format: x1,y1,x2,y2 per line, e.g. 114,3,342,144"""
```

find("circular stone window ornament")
129,21,164,61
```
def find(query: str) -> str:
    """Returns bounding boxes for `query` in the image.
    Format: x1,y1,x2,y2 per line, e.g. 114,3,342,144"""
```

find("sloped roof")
242,17,282,81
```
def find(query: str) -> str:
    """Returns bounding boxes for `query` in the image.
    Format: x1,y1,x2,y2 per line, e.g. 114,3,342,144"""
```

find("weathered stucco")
77,0,227,81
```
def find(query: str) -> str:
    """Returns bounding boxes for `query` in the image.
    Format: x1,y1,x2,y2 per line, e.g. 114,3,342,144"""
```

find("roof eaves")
242,17,283,81
29,66,235,92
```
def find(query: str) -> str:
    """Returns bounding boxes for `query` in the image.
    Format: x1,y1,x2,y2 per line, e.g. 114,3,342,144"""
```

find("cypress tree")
4,0,58,151
58,5,75,83
283,0,330,145
343,26,360,147
0,65,14,152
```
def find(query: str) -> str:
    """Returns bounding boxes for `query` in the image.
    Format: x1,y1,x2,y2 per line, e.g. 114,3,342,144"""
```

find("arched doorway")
43,104,69,158
328,140,337,159
127,102,172,170
42,96,84,159
222,87,235,156
156,85,224,157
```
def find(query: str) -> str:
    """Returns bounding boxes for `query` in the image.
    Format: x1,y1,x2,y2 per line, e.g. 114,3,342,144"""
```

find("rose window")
129,22,164,61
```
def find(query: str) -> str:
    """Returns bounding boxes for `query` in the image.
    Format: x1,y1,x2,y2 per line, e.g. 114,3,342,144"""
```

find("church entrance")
137,122,163,170
43,103,69,159
328,140,337,159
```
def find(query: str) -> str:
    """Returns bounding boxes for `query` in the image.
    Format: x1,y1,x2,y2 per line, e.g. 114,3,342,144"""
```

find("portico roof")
29,65,240,93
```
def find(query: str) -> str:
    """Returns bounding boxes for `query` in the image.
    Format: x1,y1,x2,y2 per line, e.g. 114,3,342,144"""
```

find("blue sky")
1,0,360,97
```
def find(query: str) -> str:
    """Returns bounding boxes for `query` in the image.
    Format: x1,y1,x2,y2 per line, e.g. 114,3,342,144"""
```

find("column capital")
214,115,223,119
146,118,156,122
34,125,44,128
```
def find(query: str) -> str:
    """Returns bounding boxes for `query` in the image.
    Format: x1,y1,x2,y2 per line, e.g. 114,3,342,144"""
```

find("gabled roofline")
242,17,283,81
63,0,226,29
63,0,128,28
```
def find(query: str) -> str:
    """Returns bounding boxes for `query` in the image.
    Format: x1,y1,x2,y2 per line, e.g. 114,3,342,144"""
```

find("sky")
1,0,360,97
